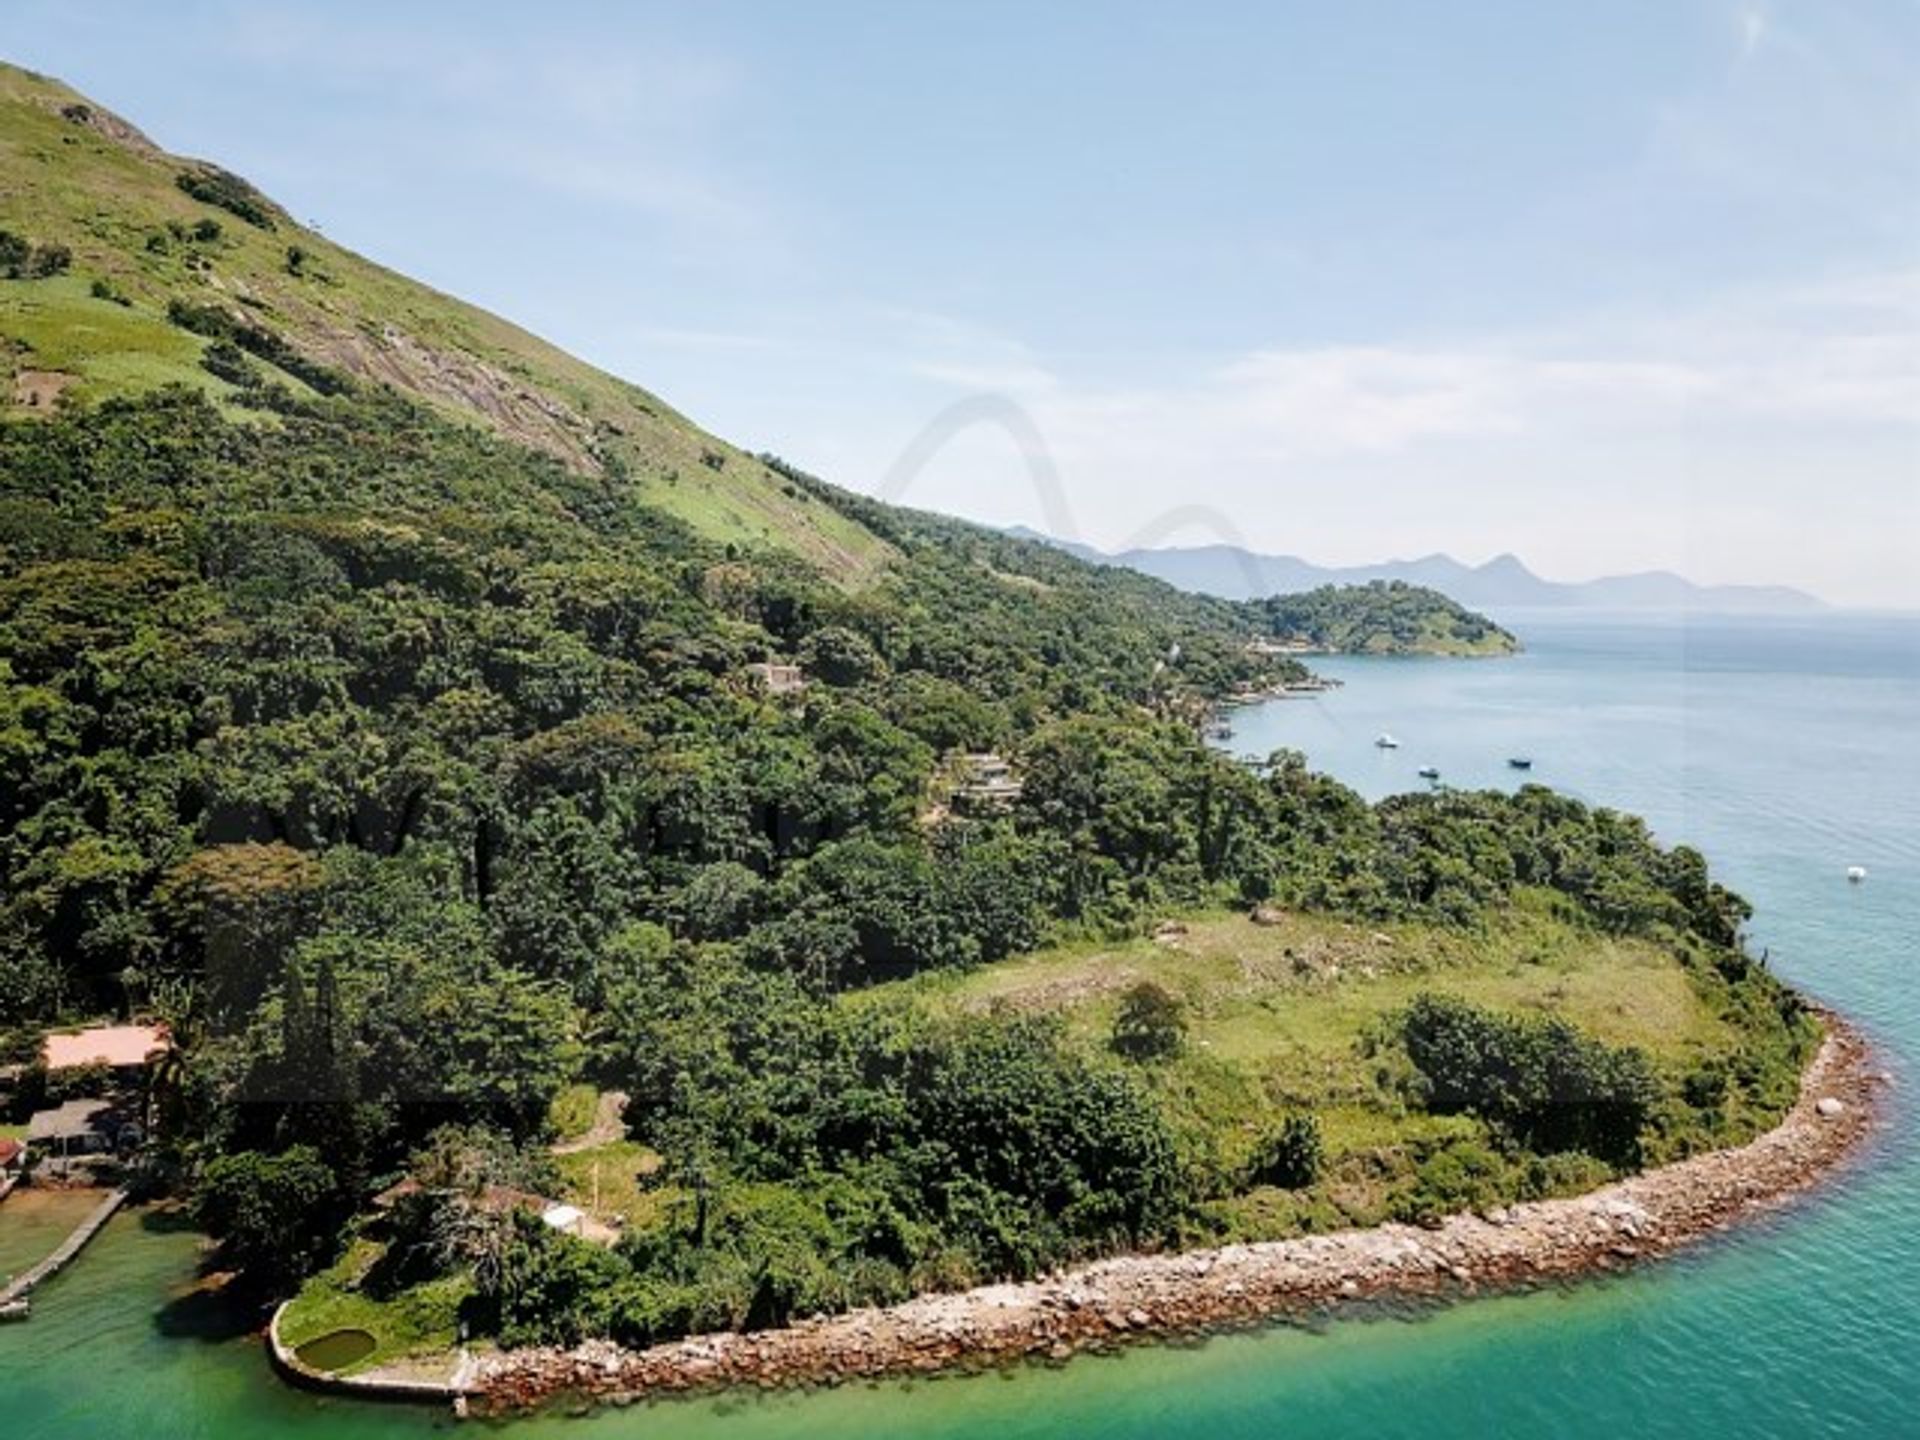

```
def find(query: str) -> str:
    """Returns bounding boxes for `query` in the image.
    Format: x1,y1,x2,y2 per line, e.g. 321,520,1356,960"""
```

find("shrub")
1247,1112,1323,1189
201,339,260,388
175,166,277,229
1399,994,1660,1163
0,233,65,280
167,298,353,395
25,243,70,278
1110,980,1187,1061
1396,1137,1512,1225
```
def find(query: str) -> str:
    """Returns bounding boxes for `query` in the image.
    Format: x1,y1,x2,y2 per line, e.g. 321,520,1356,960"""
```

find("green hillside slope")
0,62,891,579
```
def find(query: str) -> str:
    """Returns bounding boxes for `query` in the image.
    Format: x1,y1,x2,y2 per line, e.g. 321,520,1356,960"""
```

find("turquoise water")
1,612,1914,1437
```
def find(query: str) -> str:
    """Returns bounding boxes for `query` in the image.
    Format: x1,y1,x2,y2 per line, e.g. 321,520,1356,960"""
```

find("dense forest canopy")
0,385,1808,1344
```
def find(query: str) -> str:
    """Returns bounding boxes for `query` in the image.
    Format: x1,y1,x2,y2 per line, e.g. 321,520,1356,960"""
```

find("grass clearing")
552,1139,671,1232
278,1238,471,1375
874,891,1760,1240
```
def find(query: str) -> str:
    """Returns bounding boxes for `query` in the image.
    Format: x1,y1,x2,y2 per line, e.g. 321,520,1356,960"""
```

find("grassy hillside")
0,62,892,579
879,893,1793,1237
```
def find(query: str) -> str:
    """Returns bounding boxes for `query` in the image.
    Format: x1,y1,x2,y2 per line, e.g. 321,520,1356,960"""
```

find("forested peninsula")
0,64,1855,1400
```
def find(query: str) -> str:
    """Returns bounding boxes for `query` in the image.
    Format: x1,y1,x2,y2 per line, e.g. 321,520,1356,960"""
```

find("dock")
0,1188,128,1320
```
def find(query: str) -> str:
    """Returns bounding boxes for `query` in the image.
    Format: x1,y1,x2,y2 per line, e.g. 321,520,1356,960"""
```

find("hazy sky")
6,2,1918,604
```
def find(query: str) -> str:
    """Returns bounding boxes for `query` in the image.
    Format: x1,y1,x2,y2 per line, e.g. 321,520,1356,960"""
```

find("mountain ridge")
1009,529,1827,613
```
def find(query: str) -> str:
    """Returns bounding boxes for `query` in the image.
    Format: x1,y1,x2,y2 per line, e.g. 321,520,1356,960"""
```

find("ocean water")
1,611,1914,1438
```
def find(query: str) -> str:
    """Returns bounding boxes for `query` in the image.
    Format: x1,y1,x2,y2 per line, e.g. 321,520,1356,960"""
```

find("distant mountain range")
1008,532,1826,613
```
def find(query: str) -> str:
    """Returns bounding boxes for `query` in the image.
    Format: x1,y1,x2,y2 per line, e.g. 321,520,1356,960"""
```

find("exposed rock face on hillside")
327,323,603,471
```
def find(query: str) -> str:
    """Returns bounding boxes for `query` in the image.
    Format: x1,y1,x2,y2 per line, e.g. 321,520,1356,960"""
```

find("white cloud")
793,270,1919,603
902,269,1920,466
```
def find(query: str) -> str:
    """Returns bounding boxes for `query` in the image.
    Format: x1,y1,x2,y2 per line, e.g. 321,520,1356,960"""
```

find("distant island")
1014,531,1827,614
1253,581,1518,657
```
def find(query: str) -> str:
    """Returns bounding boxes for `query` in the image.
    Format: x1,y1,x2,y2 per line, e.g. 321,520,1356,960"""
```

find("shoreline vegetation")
457,1014,1881,1413
264,889,1819,1396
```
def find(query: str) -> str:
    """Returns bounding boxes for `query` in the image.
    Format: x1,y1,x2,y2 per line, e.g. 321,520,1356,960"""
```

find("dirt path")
474,1014,1887,1415
550,1091,629,1156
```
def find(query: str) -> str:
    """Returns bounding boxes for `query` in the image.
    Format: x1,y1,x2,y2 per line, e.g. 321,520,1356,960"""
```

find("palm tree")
144,977,201,1143
146,1039,187,1142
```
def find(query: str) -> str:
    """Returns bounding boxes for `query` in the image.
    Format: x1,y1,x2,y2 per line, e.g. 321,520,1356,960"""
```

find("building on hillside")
25,1097,138,1164
1245,637,1316,656
953,752,1024,814
0,1136,21,1203
540,1203,585,1236
42,1024,168,1083
746,662,808,696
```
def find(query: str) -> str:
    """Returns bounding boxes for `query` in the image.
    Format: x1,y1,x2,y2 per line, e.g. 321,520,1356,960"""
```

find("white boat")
1375,733,1400,749
1847,865,1867,884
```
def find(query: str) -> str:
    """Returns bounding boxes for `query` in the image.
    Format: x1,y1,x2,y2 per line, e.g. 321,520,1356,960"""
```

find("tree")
797,626,885,687
194,1146,344,1290
678,861,764,941
1248,1113,1322,1189
154,843,325,1021
1110,981,1186,1061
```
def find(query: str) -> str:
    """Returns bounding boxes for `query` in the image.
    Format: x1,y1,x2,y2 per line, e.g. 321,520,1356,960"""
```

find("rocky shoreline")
471,1014,1886,1418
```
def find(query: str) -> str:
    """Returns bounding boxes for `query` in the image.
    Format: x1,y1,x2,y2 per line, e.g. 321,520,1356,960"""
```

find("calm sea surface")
3,612,1915,1438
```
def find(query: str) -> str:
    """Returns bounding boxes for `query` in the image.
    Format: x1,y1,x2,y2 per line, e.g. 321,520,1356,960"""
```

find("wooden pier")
0,1188,128,1320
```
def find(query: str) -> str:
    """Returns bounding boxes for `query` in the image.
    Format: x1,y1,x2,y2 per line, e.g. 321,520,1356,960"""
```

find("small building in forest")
953,752,1024,814
746,662,808,696
25,1098,133,1160
41,1024,168,1081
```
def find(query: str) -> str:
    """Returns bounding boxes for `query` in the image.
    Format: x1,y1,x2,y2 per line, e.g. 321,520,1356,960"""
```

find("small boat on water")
1847,865,1868,884
1417,765,1441,780
1508,757,1533,770
1375,734,1401,749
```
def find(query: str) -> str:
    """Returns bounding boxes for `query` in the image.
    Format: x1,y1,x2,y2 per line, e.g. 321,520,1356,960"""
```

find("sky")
4,1,1918,605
